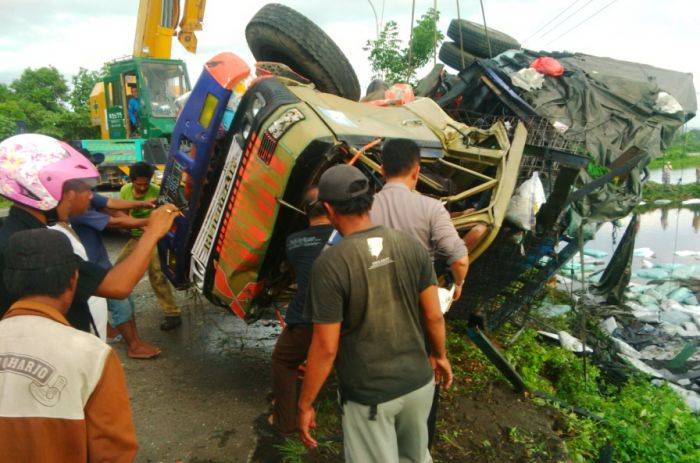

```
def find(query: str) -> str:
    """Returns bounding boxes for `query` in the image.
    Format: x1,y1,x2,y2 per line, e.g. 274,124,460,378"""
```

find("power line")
522,0,581,44
537,0,597,40
546,0,622,45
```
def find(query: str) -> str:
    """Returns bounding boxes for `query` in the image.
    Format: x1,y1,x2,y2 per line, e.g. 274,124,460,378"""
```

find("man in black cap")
0,229,137,461
298,164,452,462
270,186,334,435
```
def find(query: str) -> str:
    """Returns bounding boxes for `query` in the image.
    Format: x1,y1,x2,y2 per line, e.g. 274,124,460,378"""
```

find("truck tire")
246,4,361,101
447,19,520,58
439,42,478,71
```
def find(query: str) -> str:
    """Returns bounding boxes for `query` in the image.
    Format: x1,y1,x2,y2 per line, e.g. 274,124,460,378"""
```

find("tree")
10,66,68,111
70,67,102,111
364,8,443,85
0,66,99,140
0,114,15,140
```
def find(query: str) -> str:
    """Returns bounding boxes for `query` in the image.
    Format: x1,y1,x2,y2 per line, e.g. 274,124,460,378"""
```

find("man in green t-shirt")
116,162,181,331
298,165,452,462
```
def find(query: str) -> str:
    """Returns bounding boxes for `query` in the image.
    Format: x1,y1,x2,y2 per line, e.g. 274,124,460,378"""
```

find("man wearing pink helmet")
0,133,179,333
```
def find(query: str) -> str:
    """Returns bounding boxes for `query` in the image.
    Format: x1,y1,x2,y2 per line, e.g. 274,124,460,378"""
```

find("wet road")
105,233,279,462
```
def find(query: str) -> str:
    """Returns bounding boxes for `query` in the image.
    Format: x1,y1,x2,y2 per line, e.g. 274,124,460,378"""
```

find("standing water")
647,166,698,185
586,206,700,273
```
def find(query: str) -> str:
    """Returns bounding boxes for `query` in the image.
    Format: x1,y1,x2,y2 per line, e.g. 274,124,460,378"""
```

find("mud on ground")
250,381,569,463
106,234,278,462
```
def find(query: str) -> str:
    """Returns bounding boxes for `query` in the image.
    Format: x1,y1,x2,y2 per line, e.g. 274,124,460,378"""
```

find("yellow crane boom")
133,0,206,59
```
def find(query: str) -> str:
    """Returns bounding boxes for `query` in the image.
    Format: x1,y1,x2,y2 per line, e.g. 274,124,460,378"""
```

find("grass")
649,130,700,169
641,181,700,204
0,197,10,209
649,152,700,169
274,308,700,462
501,329,700,462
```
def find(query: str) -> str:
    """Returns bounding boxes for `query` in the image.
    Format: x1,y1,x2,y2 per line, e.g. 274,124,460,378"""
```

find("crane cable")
455,0,466,69
546,0,621,45
522,0,581,44
407,0,417,80
478,0,493,58
433,0,438,66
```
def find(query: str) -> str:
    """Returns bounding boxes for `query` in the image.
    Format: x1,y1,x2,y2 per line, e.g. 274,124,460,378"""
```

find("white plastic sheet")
510,67,544,91
505,172,546,230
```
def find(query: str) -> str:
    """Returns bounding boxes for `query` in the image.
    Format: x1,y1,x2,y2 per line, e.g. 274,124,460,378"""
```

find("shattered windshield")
140,62,190,118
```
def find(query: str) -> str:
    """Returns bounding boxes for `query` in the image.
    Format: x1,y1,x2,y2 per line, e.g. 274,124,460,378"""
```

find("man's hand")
298,404,318,449
144,204,179,238
141,199,157,209
453,284,463,301
429,354,453,390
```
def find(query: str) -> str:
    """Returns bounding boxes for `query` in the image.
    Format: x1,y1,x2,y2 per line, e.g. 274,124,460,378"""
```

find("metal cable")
433,0,438,66
407,0,417,80
479,0,493,57
455,0,465,69
366,0,380,38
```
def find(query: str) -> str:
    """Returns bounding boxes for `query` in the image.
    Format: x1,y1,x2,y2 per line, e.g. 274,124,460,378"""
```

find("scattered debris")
633,247,655,258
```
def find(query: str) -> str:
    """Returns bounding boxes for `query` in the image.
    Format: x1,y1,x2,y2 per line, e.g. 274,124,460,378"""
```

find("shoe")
160,316,182,331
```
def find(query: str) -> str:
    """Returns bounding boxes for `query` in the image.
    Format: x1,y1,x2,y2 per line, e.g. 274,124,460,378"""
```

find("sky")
1,0,698,125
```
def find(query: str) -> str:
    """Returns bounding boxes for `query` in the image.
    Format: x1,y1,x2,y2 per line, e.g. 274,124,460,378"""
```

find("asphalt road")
104,233,278,462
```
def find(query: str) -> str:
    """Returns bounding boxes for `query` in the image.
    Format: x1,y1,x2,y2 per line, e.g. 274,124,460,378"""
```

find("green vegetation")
272,320,699,462
503,329,700,462
364,8,443,84
642,181,700,204
0,198,10,209
649,129,700,169
0,66,101,141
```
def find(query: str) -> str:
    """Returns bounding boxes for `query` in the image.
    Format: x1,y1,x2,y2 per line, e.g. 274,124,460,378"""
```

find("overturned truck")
428,50,696,328
158,4,696,330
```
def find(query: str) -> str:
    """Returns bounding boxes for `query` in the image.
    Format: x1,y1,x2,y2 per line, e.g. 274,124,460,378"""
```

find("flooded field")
587,206,700,272
648,166,699,185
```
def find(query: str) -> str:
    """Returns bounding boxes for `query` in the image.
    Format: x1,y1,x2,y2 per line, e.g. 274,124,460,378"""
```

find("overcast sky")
1,0,698,125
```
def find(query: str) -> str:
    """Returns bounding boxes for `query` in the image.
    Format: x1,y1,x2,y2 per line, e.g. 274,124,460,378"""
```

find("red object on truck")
531,57,565,77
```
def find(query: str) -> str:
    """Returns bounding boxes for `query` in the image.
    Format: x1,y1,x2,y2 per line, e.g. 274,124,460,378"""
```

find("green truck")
84,57,191,186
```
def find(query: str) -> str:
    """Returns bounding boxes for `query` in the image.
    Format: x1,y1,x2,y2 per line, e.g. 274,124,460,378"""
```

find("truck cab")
86,57,191,186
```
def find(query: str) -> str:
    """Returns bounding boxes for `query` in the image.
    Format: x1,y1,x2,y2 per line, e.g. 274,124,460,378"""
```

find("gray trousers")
342,379,435,463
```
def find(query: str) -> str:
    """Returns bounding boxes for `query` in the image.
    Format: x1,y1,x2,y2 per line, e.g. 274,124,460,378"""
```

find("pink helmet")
0,134,100,211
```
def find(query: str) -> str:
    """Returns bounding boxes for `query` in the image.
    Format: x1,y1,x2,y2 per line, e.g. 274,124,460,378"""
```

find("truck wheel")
246,4,361,101
447,19,520,58
439,42,478,71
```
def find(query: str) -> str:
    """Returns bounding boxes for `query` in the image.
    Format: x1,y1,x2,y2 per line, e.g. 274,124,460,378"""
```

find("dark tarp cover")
485,50,696,222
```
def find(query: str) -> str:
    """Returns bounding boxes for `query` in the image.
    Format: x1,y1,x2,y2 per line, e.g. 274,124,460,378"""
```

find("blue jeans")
107,296,135,327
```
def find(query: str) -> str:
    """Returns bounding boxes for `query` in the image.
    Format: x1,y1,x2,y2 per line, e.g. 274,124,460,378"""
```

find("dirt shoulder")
106,234,277,462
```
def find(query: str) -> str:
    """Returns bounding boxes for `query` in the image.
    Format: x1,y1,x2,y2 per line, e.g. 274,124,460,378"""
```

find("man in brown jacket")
0,229,137,462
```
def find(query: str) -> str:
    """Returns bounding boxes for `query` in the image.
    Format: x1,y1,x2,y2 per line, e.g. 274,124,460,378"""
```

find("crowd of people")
0,133,465,462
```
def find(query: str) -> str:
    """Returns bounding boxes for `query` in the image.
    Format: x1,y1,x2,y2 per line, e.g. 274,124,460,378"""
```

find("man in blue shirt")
71,192,161,359
128,86,140,136
270,186,334,435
